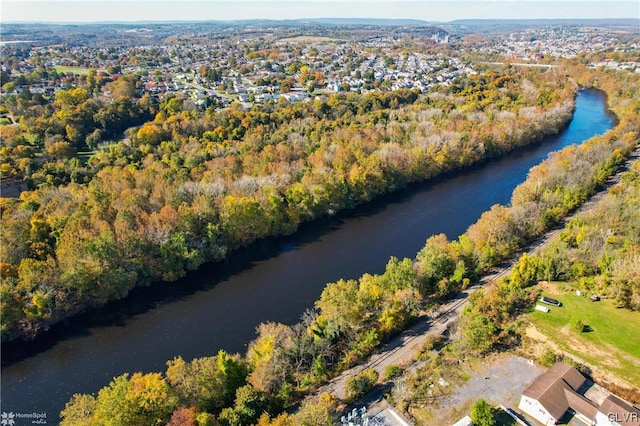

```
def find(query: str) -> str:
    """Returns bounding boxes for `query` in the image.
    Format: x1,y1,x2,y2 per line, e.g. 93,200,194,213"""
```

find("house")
518,363,597,425
518,363,640,426
597,395,640,426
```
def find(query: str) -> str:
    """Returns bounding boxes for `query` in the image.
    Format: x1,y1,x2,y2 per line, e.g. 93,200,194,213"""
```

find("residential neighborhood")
1,15,639,426
3,20,637,115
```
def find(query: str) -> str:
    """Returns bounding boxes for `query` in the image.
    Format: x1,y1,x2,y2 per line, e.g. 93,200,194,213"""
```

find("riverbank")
1,87,617,423
1,74,577,344
56,84,638,425
316,143,640,403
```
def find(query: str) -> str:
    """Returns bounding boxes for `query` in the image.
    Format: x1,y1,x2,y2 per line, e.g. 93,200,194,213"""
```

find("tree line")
393,64,640,423
57,64,640,425
1,69,575,341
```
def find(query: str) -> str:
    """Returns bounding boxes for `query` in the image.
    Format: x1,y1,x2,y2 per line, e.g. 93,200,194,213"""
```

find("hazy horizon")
2,1,638,24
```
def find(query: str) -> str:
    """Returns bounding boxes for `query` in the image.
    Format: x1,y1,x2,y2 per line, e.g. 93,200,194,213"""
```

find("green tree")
380,257,416,291
166,351,248,412
470,399,497,426
55,87,90,107
86,68,97,91
163,97,184,115
219,196,270,248
247,322,294,395
90,373,178,426
345,368,379,402
415,234,457,296
229,385,269,425
461,314,496,355
2,81,16,93
85,128,103,150
60,394,98,426
292,393,339,426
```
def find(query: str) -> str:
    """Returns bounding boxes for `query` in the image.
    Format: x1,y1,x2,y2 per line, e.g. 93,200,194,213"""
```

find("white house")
518,363,640,426
596,395,640,426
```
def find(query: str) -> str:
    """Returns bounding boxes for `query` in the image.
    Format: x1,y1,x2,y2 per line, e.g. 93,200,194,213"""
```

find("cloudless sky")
1,1,638,23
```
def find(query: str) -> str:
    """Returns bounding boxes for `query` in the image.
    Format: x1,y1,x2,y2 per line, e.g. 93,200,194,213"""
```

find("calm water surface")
1,89,615,420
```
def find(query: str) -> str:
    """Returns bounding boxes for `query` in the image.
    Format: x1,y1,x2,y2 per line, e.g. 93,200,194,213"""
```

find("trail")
315,143,640,401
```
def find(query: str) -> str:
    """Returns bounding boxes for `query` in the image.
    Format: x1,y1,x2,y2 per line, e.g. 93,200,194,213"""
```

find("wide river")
1,89,615,421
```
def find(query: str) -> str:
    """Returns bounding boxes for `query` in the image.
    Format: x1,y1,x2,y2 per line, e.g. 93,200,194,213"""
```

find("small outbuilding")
535,304,551,313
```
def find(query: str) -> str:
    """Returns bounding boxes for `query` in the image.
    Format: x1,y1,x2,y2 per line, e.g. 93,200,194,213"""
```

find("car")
540,296,562,307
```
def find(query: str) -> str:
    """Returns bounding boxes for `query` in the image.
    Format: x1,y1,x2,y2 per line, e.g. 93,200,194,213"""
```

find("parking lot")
432,354,545,424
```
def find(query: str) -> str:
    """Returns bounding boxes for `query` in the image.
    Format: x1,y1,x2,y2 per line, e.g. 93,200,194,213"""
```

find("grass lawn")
278,36,339,43
55,65,91,75
527,287,640,384
312,88,338,94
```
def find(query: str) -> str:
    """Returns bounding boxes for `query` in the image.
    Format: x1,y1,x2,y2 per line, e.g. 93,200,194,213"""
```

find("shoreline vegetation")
1,67,576,342
56,63,639,426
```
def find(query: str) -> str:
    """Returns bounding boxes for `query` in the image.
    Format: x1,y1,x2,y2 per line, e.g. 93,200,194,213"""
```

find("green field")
528,288,640,385
54,66,91,75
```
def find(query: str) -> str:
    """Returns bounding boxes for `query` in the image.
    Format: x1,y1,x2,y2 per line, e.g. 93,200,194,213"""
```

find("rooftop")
522,363,640,424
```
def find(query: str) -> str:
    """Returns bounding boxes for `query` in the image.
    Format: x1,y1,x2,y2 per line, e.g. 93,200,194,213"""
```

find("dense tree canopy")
2,68,577,341
57,64,640,426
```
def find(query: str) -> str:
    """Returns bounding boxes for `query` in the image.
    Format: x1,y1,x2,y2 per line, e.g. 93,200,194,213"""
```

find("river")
0,89,615,421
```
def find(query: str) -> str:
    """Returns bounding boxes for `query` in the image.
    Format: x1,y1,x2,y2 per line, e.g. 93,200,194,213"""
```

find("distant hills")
4,17,638,27
293,18,429,26
448,18,640,27
7,18,431,26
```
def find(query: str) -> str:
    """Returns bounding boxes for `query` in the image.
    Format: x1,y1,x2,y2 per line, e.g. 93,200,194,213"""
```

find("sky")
1,0,639,23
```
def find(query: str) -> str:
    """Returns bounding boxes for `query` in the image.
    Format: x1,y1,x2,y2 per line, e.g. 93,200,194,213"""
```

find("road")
316,143,640,402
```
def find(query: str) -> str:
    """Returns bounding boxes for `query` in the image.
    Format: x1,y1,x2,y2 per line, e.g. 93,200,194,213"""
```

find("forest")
458,151,640,357
1,67,576,341
0,72,156,187
57,63,639,426
390,158,640,422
